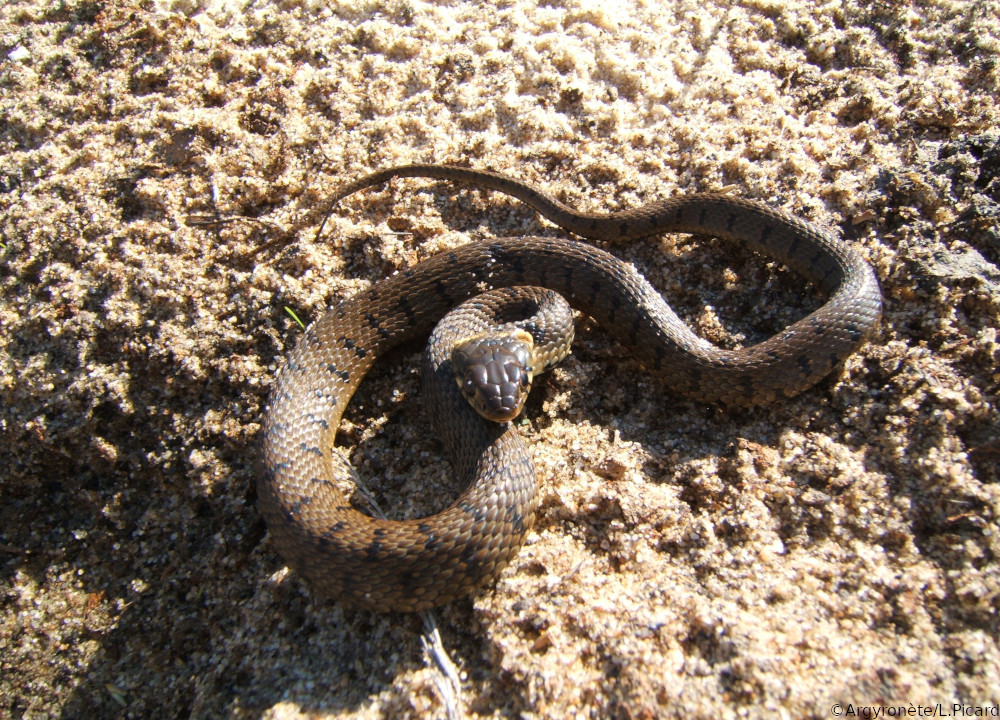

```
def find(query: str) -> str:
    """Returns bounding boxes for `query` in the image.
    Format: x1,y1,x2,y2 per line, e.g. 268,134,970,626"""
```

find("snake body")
259,165,882,612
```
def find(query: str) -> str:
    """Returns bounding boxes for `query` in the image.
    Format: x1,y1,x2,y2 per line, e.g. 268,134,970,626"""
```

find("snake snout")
452,330,535,422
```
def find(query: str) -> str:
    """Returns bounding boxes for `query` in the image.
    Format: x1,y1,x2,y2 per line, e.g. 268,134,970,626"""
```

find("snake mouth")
451,330,535,423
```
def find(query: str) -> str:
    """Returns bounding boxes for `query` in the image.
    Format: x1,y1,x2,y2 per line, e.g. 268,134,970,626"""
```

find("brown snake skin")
259,164,883,612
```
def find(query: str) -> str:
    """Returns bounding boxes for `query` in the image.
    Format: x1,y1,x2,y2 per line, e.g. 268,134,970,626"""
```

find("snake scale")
259,164,882,612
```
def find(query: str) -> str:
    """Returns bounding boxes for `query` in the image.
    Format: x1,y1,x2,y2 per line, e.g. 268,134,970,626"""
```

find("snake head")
451,329,535,422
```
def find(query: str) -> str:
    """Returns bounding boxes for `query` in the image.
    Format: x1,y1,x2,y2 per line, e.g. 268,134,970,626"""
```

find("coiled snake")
259,164,882,612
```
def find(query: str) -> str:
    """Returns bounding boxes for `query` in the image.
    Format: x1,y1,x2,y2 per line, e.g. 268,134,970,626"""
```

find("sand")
1,0,998,717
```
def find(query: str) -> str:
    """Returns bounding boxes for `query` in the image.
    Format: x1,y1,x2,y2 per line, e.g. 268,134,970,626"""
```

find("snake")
259,164,882,612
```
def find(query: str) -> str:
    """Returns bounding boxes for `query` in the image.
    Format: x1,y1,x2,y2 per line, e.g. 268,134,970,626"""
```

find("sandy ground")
2,0,999,717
